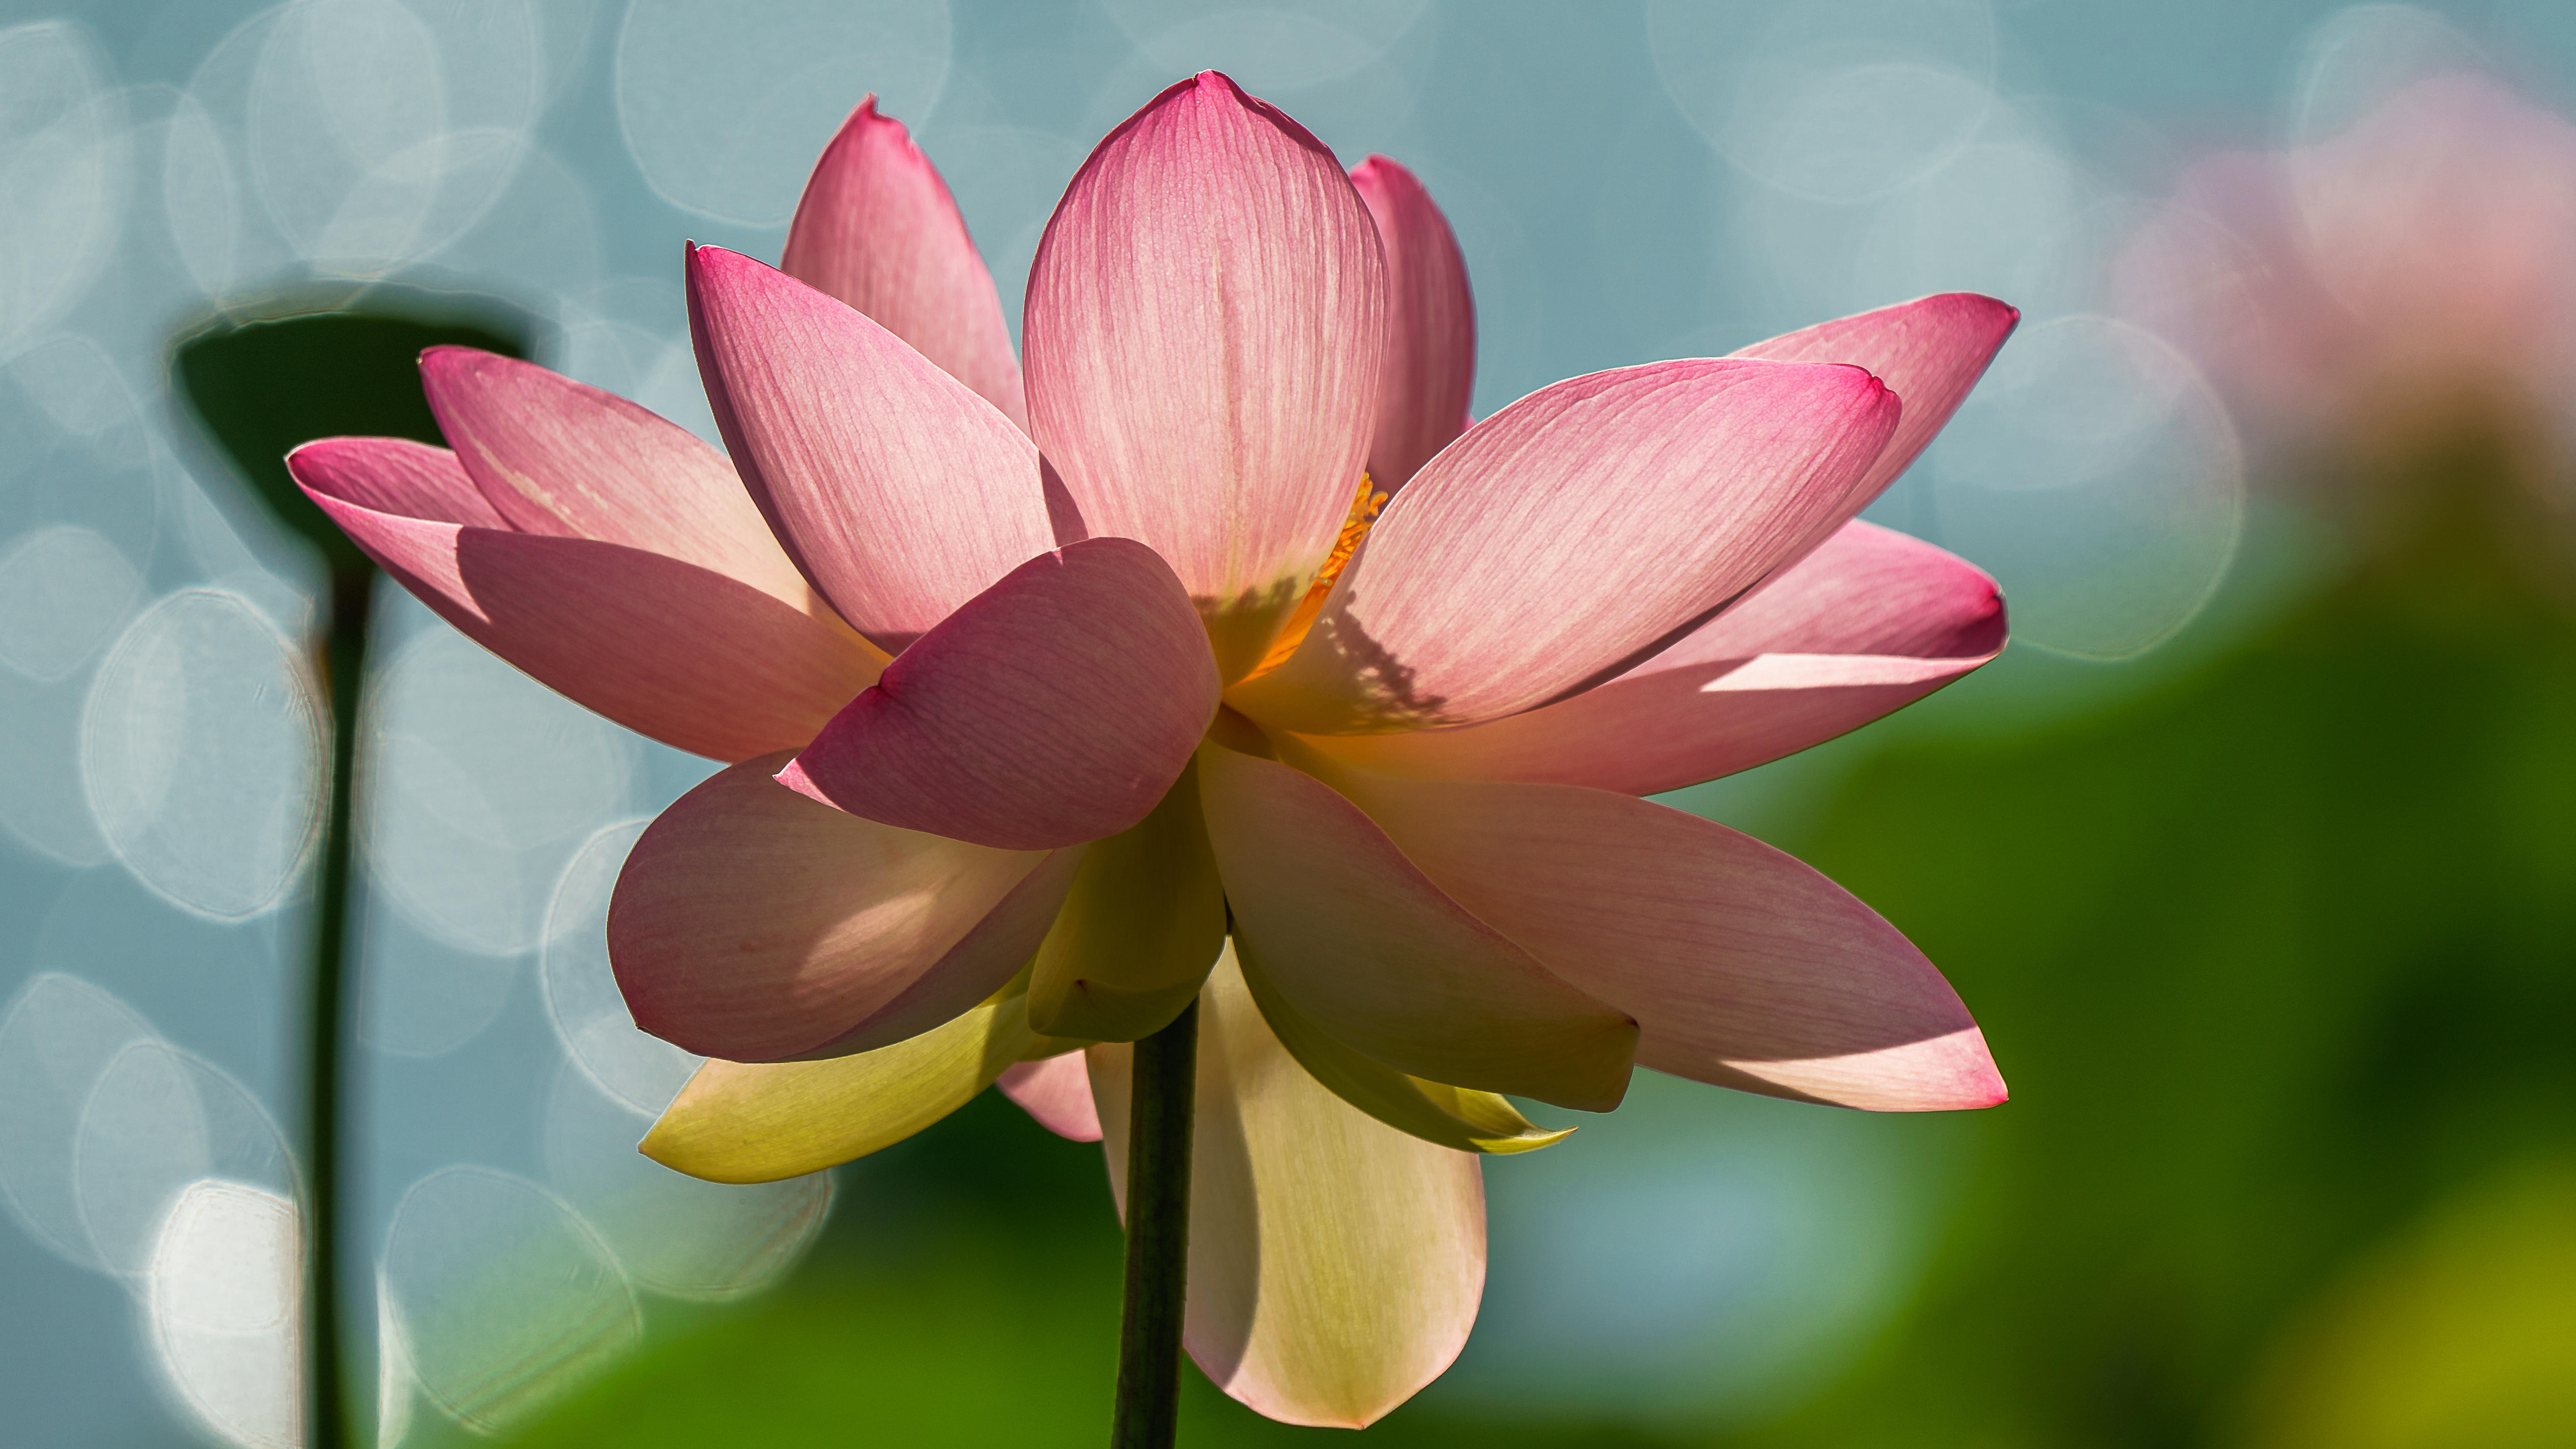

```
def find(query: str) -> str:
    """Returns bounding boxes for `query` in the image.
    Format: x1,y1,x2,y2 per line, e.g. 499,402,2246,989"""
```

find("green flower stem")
306,565,372,1449
1111,998,1200,1448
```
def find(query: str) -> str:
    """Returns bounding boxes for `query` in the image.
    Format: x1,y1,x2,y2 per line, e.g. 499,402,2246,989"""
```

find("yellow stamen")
1250,473,1384,677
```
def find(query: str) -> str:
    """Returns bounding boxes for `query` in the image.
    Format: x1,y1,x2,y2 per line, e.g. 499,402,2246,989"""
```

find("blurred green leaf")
172,297,532,578
1734,531,2576,1449
2243,1157,2576,1449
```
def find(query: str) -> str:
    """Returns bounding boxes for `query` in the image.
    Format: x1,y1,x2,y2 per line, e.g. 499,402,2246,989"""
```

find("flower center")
1251,473,1385,677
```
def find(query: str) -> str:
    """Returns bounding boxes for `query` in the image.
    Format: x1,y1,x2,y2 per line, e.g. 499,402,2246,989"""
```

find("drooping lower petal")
644,991,1078,1183
777,538,1220,852
1025,767,1226,1042
1339,775,2007,1111
291,440,885,762
1195,742,1637,1111
1301,520,2006,795
995,1052,1103,1141
1731,292,2020,508
1230,358,1901,735
781,97,1028,431
417,347,825,614
1089,953,1484,1429
608,753,1079,1063
1232,939,1570,1155
687,243,1057,652
1351,155,1474,492
1021,72,1386,680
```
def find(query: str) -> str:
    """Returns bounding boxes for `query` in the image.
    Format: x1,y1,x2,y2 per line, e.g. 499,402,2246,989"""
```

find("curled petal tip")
770,753,828,803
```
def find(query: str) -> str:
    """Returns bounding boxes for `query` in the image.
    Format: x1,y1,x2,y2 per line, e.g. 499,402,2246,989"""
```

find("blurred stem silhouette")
174,298,532,1449
1113,999,1199,1449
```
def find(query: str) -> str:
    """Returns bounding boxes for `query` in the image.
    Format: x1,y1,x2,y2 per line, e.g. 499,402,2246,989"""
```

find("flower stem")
1111,997,1199,1448
306,566,371,1449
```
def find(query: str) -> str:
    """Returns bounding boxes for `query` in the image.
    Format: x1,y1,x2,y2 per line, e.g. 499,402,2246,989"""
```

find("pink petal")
1021,72,1386,680
290,433,509,525
418,347,823,614
1090,952,1484,1428
1232,358,1902,734
687,243,1057,652
1731,292,2019,508
1345,775,2006,1111
1302,520,2005,794
781,96,1028,431
608,752,1081,1062
996,1052,1102,1141
1351,155,1474,492
1196,743,1637,1111
291,439,885,762
777,537,1220,851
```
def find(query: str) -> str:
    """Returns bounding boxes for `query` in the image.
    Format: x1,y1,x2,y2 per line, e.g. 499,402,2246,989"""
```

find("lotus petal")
777,538,1220,852
1090,953,1483,1428
1022,72,1385,679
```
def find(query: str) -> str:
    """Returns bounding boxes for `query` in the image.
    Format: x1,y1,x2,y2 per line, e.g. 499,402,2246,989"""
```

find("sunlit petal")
1022,72,1385,679
777,538,1221,851
644,993,1077,1184
418,347,824,613
687,243,1056,651
291,440,884,762
1730,291,2020,506
782,97,1027,430
1090,953,1483,1428
1231,359,1901,734
1196,741,1636,1112
1339,773,2007,1111
996,1051,1104,1142
1351,155,1474,492
1302,520,2005,794
609,753,1079,1062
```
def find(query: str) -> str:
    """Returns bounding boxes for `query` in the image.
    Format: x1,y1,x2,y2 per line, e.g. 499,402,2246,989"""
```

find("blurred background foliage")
6,0,2576,1446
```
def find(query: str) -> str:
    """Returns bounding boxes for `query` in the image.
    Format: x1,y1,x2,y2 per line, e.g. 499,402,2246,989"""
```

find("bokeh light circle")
0,21,127,357
1929,315,2246,660
0,972,160,1270
80,590,326,921
541,818,701,1117
73,1042,297,1284
541,1060,833,1302
2287,4,2482,147
616,0,953,225
362,626,638,958
382,1166,641,1434
1648,0,1997,203
145,1179,303,1449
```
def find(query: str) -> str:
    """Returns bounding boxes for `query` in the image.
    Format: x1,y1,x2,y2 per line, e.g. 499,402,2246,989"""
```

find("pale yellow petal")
642,992,1076,1184
1089,948,1486,1428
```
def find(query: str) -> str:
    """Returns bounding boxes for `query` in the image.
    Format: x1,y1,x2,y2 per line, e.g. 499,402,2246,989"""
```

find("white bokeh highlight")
1929,316,2246,659
81,590,326,920
0,22,126,358
1650,0,1998,203
381,1166,641,1434
146,1179,304,1449
616,0,953,225
541,818,700,1116
361,625,639,959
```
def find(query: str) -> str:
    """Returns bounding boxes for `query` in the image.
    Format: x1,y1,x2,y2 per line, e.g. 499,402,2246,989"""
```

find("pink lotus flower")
288,73,2016,1427
2119,72,2576,480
